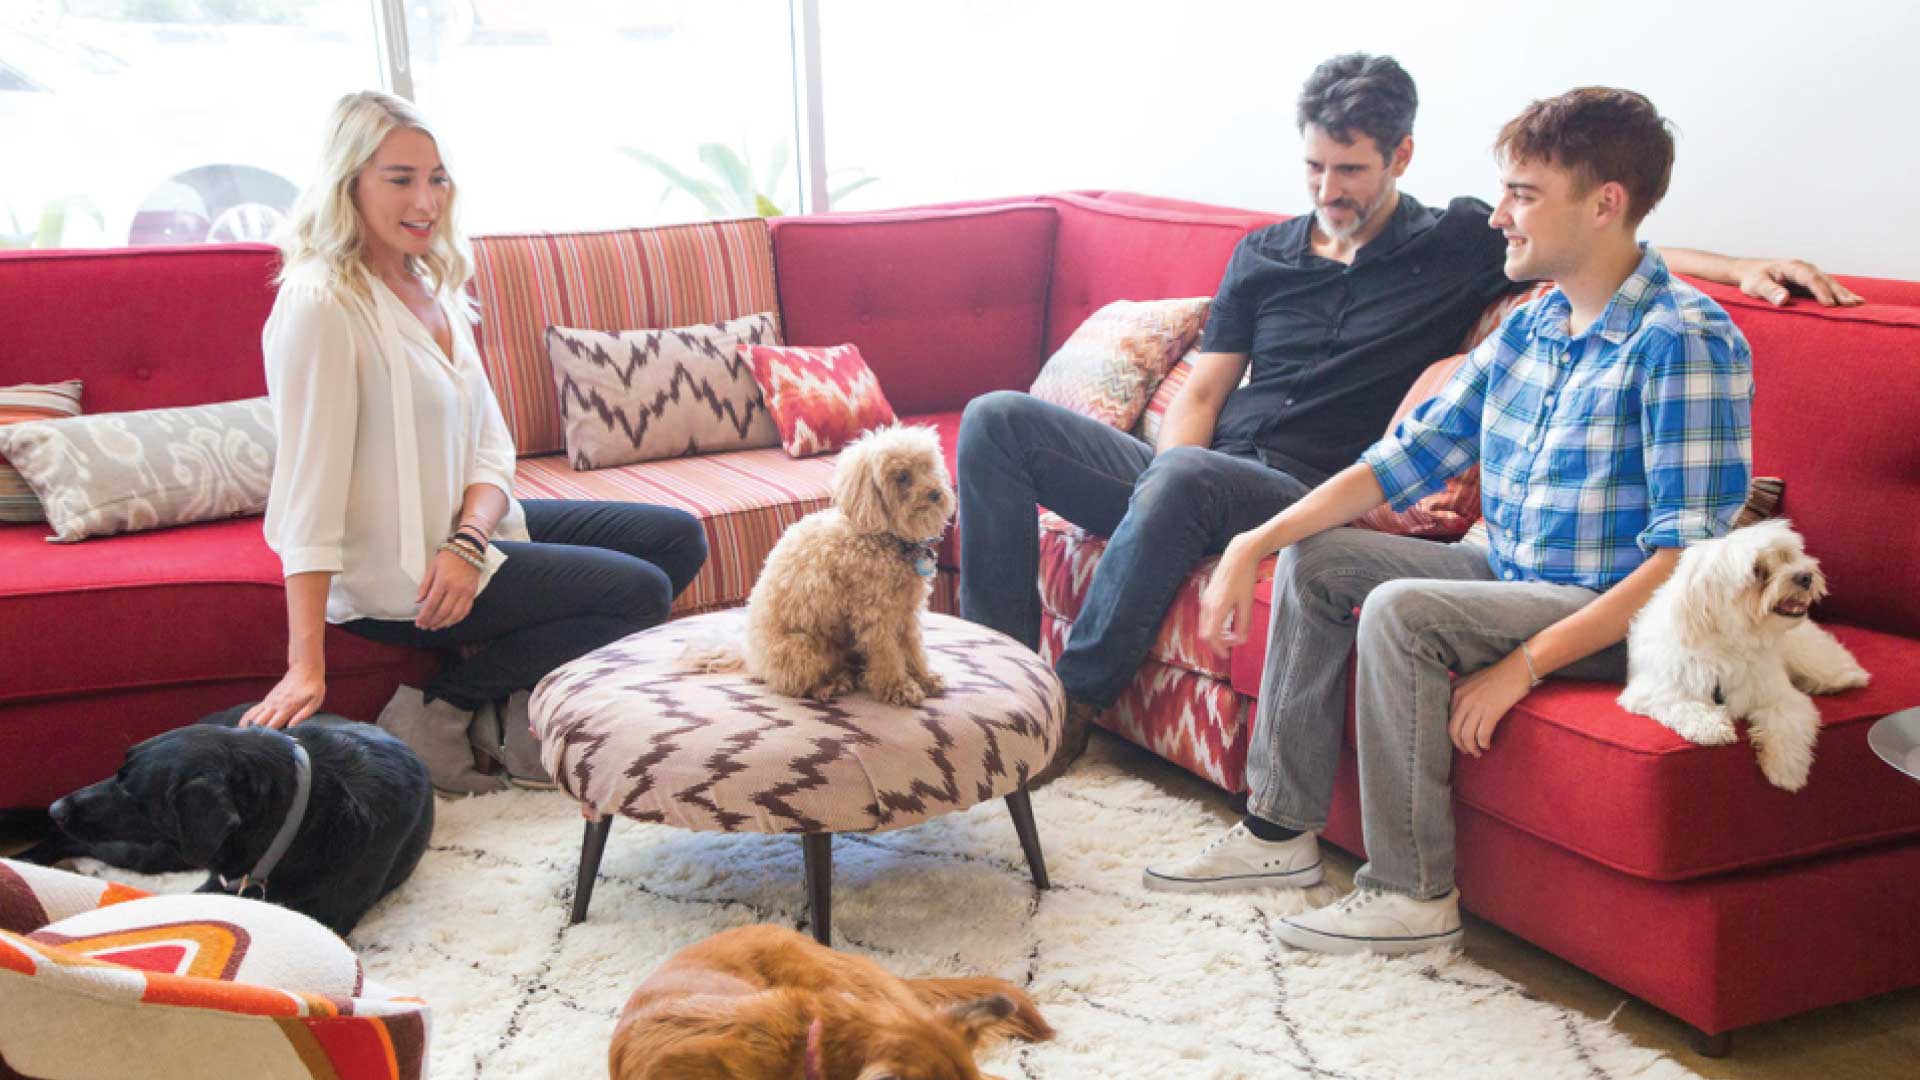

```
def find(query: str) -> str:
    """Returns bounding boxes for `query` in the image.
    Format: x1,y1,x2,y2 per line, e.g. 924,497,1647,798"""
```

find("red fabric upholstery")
0,520,419,709
1679,280,1920,637
0,246,278,411
1036,193,1286,353
770,205,1057,416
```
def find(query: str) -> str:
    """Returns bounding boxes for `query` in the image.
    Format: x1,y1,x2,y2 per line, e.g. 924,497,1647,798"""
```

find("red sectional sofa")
2,191,1915,1051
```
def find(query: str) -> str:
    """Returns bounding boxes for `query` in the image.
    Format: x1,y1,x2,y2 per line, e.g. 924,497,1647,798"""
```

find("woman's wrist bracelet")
448,530,486,555
438,539,485,571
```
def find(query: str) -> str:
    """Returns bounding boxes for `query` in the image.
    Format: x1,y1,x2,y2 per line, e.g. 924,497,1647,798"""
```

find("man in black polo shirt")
958,54,1859,783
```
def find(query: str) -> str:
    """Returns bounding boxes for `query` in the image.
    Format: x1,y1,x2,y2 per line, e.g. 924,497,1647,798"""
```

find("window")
1,3,380,249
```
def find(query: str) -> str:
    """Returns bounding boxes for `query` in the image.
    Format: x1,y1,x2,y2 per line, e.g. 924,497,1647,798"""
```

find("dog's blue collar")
219,733,311,900
895,536,939,578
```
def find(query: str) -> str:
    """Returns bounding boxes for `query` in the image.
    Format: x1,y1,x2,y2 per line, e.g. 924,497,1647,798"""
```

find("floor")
6,736,1916,1079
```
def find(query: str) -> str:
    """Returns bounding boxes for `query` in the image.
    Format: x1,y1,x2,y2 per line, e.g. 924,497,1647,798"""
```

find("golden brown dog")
609,924,1054,1080
719,424,954,706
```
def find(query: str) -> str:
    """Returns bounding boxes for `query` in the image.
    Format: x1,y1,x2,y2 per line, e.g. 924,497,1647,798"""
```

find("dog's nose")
48,796,69,824
1793,572,1814,589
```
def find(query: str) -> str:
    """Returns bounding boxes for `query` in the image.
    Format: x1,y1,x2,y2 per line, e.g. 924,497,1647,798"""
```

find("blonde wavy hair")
275,90,474,308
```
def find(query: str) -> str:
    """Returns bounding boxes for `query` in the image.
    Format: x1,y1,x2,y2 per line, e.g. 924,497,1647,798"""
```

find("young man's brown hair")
1494,87,1675,225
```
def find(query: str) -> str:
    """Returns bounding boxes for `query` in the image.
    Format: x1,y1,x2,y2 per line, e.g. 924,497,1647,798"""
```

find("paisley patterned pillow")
741,342,898,457
545,312,782,471
1031,298,1210,431
0,397,275,542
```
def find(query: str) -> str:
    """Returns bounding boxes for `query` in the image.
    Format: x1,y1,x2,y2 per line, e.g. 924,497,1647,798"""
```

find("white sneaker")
1142,822,1323,892
1275,886,1464,956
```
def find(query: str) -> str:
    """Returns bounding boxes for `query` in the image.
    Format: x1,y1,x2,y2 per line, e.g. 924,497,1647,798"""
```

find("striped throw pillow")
1,380,83,523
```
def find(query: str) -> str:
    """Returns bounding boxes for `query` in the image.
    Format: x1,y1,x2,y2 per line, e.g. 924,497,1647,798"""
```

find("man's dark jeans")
956,391,1310,708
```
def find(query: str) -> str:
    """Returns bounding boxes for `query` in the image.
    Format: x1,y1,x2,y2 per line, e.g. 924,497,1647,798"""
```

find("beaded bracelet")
447,531,486,556
438,539,485,571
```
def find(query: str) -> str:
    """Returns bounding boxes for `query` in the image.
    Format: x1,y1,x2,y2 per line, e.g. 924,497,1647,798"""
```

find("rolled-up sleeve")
1635,324,1753,552
263,289,359,577
469,372,519,499
1361,333,1497,510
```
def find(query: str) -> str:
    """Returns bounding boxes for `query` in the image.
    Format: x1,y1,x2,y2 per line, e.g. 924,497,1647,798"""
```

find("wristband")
1519,641,1544,688
448,531,486,556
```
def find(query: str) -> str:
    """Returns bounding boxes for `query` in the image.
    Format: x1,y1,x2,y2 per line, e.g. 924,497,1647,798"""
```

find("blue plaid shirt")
1362,247,1753,589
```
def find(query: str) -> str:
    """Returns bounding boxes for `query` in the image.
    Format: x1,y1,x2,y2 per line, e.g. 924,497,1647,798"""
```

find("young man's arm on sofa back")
1155,351,1249,453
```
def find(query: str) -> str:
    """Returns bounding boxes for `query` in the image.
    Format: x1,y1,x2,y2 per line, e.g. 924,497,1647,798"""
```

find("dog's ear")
832,435,891,534
1671,536,1753,645
170,776,241,867
939,993,1020,1049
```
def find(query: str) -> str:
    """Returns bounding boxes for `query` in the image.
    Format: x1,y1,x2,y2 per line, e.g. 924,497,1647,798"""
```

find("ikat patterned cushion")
741,342,898,458
546,312,782,470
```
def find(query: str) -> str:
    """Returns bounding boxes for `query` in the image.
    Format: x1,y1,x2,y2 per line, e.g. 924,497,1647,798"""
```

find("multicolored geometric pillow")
30,893,363,999
0,379,83,523
545,312,782,471
1132,348,1199,445
1030,298,1210,431
0,397,275,542
1353,353,1481,540
741,342,898,458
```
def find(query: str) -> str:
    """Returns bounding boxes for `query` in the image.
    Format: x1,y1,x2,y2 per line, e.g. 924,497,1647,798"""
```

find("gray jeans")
1246,528,1628,900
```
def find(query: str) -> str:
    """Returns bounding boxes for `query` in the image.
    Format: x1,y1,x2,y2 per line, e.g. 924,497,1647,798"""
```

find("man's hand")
1737,258,1863,308
416,548,482,630
1448,650,1535,757
241,664,326,729
1198,534,1265,656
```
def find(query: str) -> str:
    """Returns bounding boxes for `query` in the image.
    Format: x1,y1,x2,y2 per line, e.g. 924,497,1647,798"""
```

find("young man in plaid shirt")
1146,88,1756,955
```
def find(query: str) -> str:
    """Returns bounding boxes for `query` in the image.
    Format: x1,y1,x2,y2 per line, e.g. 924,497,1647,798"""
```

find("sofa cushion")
512,411,964,616
470,219,780,457
770,204,1057,416
0,519,421,708
1685,281,1920,637
545,313,782,470
742,342,897,456
1029,297,1210,430
1351,355,1482,540
0,246,278,417
1452,623,1920,880
0,398,275,542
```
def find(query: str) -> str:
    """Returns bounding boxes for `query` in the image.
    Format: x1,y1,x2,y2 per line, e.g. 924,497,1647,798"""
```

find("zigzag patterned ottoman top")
530,610,1065,834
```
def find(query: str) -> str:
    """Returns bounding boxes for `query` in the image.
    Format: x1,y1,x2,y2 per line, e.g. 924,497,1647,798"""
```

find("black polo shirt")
1202,193,1519,485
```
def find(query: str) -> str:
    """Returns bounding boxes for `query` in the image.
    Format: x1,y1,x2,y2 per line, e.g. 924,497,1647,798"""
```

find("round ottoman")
530,608,1063,943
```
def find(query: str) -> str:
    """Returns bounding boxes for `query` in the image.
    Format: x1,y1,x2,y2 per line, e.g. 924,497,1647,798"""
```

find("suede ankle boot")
376,685,509,796
474,691,554,790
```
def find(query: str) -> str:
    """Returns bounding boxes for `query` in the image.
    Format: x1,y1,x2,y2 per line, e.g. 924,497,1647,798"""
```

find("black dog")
32,704,434,937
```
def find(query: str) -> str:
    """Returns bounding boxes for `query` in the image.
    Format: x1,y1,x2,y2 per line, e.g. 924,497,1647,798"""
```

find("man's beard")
1315,187,1391,241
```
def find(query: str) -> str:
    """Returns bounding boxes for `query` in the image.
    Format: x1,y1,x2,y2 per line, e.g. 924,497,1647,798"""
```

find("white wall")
823,0,1920,279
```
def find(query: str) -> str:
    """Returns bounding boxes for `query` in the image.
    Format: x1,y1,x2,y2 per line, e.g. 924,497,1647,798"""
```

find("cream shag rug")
94,738,1695,1079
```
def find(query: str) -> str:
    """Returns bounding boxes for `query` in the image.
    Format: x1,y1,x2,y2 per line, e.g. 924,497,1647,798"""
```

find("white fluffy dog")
692,425,954,706
1619,519,1869,790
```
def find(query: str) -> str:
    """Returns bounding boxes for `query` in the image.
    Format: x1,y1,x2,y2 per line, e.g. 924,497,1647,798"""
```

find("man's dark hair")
1495,88,1676,226
1296,54,1418,161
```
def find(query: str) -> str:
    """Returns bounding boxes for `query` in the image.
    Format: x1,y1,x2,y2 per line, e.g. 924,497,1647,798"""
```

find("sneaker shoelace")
1331,887,1385,915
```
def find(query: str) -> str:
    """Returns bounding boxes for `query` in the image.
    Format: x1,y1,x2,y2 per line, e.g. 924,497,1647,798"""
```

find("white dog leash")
219,732,312,900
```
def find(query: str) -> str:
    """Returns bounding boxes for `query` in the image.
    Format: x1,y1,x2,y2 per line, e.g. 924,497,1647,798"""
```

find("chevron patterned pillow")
1030,298,1210,431
546,313,782,471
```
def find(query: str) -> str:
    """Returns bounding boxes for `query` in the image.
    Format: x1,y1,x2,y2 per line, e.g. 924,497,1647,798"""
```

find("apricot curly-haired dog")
609,924,1054,1080
729,425,954,706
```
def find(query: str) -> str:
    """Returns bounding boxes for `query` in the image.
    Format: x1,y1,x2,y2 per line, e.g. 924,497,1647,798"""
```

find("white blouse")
262,265,528,623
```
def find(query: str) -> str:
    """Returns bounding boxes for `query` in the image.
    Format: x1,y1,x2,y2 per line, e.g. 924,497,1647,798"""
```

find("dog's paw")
917,671,946,698
871,678,927,708
1753,733,1812,792
1656,702,1738,746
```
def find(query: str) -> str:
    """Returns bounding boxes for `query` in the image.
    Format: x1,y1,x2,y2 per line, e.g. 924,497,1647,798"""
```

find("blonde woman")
241,91,706,793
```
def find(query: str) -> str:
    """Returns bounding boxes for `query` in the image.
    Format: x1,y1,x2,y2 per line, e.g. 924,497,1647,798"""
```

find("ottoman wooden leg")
1004,787,1049,891
570,817,614,925
802,833,833,945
